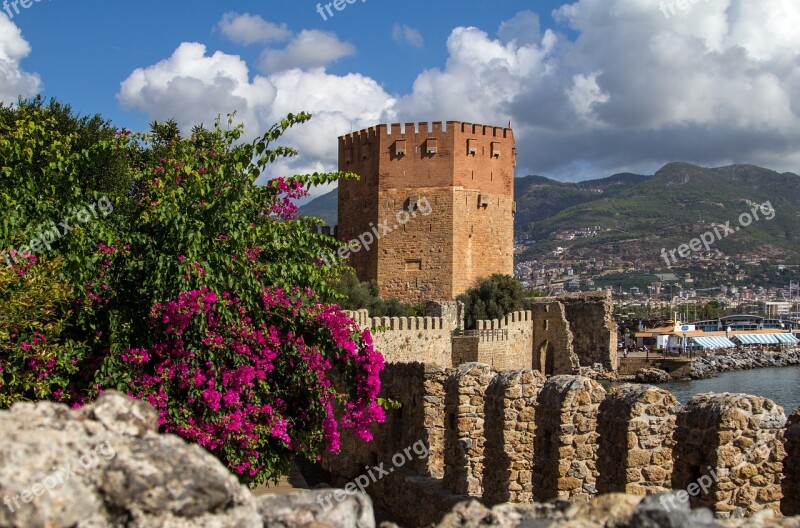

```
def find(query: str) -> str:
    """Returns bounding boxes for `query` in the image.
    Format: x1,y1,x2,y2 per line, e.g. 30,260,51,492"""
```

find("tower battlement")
337,120,516,302
339,121,514,150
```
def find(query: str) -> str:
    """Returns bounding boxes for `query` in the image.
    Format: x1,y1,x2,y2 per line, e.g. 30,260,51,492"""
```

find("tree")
328,270,418,317
457,274,524,330
0,96,132,197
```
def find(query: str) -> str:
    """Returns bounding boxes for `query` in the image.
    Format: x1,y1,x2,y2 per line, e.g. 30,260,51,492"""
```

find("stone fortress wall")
345,291,617,375
323,363,797,528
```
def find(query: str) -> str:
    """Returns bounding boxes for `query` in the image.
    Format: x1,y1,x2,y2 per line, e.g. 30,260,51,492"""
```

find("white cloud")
0,14,41,104
117,43,277,136
117,44,393,188
390,25,556,125
118,1,800,184
392,24,424,49
498,10,541,46
391,1,800,178
259,30,354,72
216,12,292,46
567,73,609,124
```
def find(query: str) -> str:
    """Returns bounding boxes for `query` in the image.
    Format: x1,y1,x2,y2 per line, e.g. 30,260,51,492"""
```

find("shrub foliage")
0,103,385,485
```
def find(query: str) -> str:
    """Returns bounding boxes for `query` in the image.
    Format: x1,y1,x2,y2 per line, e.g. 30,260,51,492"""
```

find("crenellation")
347,295,611,374
338,120,514,302
597,385,680,495
533,375,606,503
322,360,800,526
482,369,545,505
673,393,786,518
443,363,497,497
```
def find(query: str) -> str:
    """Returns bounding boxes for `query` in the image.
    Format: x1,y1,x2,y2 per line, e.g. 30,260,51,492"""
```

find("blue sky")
3,0,800,185
9,0,562,133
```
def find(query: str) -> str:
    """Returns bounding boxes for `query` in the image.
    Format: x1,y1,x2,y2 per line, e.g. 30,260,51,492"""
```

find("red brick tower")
337,121,515,303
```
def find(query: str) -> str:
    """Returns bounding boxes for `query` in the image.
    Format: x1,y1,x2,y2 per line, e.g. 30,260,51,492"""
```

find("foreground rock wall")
482,369,545,506
532,376,605,502
0,392,375,528
783,409,800,516
3,383,800,528
673,393,786,518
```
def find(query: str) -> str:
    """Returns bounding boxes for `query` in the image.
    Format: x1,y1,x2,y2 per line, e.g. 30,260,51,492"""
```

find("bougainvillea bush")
1,106,385,485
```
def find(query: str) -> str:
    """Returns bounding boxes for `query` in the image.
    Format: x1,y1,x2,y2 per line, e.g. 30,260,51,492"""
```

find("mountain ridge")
299,163,800,264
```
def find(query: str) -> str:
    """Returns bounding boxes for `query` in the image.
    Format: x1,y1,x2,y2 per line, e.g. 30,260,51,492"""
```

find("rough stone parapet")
443,363,497,497
783,408,800,516
482,369,545,506
533,375,606,502
323,362,451,482
321,361,800,525
597,384,680,495
673,393,786,518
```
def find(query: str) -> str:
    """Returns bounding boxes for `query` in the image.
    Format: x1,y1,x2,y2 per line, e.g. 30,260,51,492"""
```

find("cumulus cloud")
522,0,800,177
259,30,355,72
118,1,800,184
389,0,800,179
392,24,424,48
0,14,41,104
117,43,277,136
390,25,557,126
117,43,393,194
216,12,291,45
497,10,541,46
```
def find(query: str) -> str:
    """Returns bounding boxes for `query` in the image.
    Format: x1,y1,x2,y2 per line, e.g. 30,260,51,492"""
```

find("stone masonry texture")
529,300,579,375
345,291,618,376
0,391,375,528
672,393,786,518
482,369,546,506
597,384,679,495
528,292,618,372
533,376,606,503
783,408,800,515
443,363,497,497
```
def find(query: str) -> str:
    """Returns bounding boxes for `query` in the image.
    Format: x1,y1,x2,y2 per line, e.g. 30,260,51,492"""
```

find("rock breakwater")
691,347,800,379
